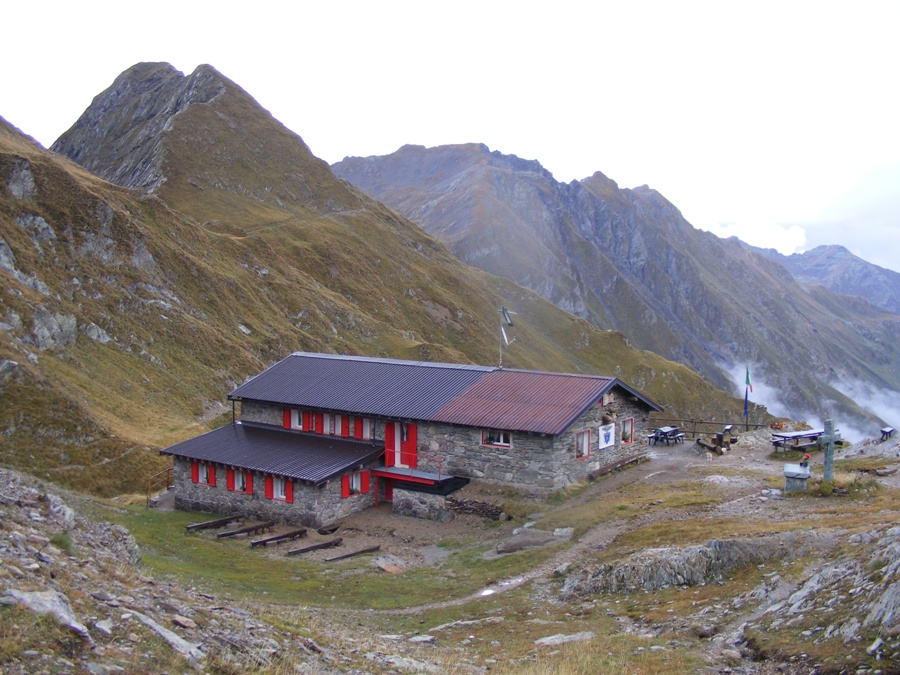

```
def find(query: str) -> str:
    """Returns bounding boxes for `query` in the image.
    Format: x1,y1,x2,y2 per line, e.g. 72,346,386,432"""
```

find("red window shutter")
401,424,418,469
207,466,216,487
264,475,273,499
284,479,293,503
353,417,363,440
341,475,350,499
361,471,370,494
384,423,395,467
226,469,235,491
314,413,324,434
340,416,349,437
244,472,253,494
191,462,199,483
283,408,291,429
302,410,311,430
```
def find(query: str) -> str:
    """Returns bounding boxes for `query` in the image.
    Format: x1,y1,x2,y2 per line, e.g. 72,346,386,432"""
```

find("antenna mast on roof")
498,305,516,368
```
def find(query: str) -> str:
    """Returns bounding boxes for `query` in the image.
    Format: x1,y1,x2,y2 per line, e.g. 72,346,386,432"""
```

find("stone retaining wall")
391,488,452,522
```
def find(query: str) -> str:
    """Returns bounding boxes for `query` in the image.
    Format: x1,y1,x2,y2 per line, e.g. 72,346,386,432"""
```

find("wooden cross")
820,419,837,482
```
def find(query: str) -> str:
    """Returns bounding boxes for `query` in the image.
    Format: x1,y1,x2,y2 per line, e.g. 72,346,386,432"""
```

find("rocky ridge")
333,145,900,430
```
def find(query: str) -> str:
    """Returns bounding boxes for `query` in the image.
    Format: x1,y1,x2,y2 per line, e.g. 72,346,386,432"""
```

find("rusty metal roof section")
229,352,489,420
160,422,383,485
432,369,616,435
228,352,661,435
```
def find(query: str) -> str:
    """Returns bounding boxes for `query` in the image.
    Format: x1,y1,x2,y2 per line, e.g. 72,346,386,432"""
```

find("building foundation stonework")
391,488,452,522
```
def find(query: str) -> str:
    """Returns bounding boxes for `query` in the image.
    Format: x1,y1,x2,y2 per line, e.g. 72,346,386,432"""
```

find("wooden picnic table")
650,426,684,445
770,428,837,450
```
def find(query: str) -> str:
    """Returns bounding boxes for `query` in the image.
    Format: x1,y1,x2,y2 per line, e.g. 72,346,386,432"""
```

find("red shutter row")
282,408,357,437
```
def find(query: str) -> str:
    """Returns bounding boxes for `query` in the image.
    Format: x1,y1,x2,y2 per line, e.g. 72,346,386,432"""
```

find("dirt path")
374,435,776,615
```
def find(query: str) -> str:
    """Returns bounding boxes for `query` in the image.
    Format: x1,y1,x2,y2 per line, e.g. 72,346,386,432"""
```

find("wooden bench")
250,528,308,548
216,521,275,539
185,516,241,534
286,537,343,556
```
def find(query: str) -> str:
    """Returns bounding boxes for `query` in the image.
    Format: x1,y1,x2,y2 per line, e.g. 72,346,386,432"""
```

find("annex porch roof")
160,422,384,485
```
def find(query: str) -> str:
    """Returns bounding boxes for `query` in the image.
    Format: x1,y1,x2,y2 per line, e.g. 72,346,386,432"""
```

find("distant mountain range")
333,144,900,431
0,63,725,495
747,243,900,315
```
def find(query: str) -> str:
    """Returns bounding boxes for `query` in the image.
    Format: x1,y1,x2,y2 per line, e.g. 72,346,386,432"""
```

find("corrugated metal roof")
160,422,383,484
228,352,661,435
432,369,615,435
229,352,490,420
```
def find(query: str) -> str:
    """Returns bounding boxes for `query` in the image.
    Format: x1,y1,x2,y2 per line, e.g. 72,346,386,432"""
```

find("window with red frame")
226,468,253,494
341,471,370,498
575,430,591,459
482,430,511,447
190,461,216,486
263,475,293,503
621,417,635,445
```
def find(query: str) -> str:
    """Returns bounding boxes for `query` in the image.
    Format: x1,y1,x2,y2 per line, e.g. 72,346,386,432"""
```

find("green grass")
109,505,563,610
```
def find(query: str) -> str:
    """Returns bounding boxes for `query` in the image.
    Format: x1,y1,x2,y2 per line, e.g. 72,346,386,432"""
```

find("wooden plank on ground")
250,528,308,548
324,545,380,562
185,516,241,533
216,521,275,539
588,453,646,481
285,537,343,556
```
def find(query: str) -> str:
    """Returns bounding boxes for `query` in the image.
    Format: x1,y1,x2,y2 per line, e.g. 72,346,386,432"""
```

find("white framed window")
290,409,305,430
235,470,247,492
349,472,361,494
323,413,333,435
273,476,286,500
361,417,374,440
198,463,209,483
482,430,511,447
576,430,591,459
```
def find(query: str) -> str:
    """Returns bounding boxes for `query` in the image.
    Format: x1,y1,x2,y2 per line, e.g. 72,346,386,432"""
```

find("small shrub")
49,532,74,555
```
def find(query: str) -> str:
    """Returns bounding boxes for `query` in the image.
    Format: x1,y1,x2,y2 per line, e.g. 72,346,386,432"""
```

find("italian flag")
745,367,753,393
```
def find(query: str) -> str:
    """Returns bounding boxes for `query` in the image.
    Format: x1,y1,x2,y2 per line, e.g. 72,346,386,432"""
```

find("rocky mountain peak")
51,63,226,193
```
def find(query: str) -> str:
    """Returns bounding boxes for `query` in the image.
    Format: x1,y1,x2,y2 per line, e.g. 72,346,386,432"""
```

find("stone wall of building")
239,401,282,427
238,386,652,495
171,457,375,528
391,488,452,522
416,388,652,492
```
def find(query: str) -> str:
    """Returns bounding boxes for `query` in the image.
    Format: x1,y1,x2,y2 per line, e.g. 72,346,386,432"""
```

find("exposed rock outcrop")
561,531,836,597
51,63,225,194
